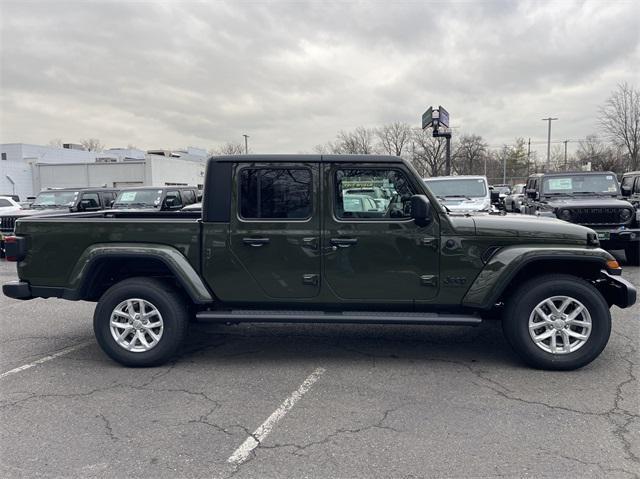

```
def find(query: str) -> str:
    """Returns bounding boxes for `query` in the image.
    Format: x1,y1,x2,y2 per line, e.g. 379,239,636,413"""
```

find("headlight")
558,209,572,221
620,208,632,222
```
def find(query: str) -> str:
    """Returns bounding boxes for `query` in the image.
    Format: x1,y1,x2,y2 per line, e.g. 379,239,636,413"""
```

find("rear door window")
239,168,312,220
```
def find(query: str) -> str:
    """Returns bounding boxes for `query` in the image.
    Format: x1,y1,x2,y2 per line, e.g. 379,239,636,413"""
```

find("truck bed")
15,211,202,289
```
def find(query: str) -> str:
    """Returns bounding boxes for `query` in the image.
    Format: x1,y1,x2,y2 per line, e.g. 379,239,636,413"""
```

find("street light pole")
563,139,569,170
242,134,249,155
542,117,558,171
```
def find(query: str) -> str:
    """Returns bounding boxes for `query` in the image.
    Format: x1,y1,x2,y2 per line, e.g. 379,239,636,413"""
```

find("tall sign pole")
422,105,452,176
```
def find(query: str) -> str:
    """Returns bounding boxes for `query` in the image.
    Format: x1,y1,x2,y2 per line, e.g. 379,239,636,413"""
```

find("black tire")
502,274,611,370
625,244,639,266
93,277,190,367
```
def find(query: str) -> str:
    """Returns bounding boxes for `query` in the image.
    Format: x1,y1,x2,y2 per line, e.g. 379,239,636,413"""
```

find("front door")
228,162,321,299
323,163,440,303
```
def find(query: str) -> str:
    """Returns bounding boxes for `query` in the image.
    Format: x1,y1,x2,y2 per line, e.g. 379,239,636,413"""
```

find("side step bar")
195,310,482,326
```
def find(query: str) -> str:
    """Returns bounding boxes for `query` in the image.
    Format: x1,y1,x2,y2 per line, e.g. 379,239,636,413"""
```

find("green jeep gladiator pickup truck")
3,155,636,370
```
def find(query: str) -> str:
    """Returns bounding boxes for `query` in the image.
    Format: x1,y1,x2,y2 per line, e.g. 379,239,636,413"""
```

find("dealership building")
0,143,208,200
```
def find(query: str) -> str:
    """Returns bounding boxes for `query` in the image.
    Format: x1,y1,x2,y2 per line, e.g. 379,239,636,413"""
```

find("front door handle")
330,238,358,248
242,237,270,247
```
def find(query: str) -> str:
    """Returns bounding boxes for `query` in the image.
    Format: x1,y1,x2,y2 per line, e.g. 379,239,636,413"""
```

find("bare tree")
210,142,245,155
48,138,63,148
79,138,105,151
337,127,377,154
376,122,411,156
453,134,488,175
576,134,625,172
410,129,447,177
599,83,640,171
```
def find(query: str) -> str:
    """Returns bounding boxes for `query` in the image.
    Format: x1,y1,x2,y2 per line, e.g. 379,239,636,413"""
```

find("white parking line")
0,341,93,380
227,366,326,466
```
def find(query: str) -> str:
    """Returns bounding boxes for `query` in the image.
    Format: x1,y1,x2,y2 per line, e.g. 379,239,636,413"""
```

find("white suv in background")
423,175,493,212
0,196,22,214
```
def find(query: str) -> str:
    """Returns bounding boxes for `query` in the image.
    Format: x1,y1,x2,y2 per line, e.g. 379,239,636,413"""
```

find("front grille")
0,216,17,233
567,208,625,226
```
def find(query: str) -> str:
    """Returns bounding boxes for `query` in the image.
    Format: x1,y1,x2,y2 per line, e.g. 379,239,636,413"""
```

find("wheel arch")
69,243,214,304
462,246,613,310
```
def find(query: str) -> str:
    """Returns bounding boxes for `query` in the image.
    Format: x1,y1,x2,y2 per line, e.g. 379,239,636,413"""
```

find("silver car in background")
423,175,493,212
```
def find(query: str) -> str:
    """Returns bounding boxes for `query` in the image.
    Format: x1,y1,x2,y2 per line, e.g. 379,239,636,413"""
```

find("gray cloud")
1,0,638,157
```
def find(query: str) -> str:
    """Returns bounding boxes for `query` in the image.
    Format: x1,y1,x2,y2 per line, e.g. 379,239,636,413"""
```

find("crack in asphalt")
96,413,118,443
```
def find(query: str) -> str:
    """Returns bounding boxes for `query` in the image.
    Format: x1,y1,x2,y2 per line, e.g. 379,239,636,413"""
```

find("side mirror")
411,195,431,226
109,200,115,207
526,189,537,199
490,190,500,203
621,185,631,197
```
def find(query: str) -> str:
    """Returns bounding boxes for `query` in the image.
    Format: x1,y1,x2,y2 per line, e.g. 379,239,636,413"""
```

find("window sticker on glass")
548,178,572,190
120,192,137,202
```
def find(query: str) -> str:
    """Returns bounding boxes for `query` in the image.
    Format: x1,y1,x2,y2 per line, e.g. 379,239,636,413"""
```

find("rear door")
228,162,321,299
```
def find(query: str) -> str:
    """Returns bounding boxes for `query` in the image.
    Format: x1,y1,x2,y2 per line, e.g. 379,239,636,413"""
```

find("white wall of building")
2,143,207,198
147,156,206,187
33,162,147,191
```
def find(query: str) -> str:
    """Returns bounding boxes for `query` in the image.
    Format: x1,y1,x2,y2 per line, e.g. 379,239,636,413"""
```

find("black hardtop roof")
117,186,198,191
209,154,404,164
529,171,616,178
39,187,119,193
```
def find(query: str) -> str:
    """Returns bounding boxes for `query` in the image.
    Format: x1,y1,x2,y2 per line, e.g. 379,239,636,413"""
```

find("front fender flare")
69,243,213,304
462,245,613,310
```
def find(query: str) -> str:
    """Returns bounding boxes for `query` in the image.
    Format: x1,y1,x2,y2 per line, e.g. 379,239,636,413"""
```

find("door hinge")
420,275,438,287
302,274,319,286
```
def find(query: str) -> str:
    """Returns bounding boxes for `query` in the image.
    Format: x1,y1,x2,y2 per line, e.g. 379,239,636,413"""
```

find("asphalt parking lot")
0,258,638,479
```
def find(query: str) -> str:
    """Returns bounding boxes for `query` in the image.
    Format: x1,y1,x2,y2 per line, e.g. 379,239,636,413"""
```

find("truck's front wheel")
93,277,189,367
502,274,611,370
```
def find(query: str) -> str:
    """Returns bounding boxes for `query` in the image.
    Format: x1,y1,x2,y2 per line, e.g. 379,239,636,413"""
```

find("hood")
471,214,593,243
543,196,631,209
0,207,66,219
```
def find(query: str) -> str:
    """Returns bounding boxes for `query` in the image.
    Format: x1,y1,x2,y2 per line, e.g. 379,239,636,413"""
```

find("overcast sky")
1,0,638,157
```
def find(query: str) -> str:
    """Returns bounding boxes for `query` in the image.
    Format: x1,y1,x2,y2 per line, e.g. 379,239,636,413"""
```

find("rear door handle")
330,238,358,248
242,237,270,247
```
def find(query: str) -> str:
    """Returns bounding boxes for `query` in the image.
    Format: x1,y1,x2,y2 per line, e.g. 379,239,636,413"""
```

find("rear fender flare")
69,243,213,304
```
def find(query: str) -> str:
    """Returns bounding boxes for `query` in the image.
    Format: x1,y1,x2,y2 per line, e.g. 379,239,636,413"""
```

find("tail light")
4,236,26,262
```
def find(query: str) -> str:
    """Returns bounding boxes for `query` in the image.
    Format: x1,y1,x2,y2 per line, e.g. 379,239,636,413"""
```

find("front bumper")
597,270,637,309
592,227,640,247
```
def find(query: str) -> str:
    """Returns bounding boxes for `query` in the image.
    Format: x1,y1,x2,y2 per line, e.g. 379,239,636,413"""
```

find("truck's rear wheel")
93,277,189,367
502,274,611,370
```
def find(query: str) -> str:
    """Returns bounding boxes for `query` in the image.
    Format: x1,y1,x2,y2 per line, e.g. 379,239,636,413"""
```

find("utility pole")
242,134,249,154
542,117,558,171
563,139,569,170
527,138,532,174
503,147,508,184
445,137,451,176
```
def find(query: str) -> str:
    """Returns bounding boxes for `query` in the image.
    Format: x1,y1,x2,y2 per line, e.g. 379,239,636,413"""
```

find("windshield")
424,178,487,198
113,189,163,208
542,174,619,195
493,186,511,194
31,191,79,208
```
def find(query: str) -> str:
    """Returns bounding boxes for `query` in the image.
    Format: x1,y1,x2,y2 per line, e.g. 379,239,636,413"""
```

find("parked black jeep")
112,186,200,211
522,171,639,264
